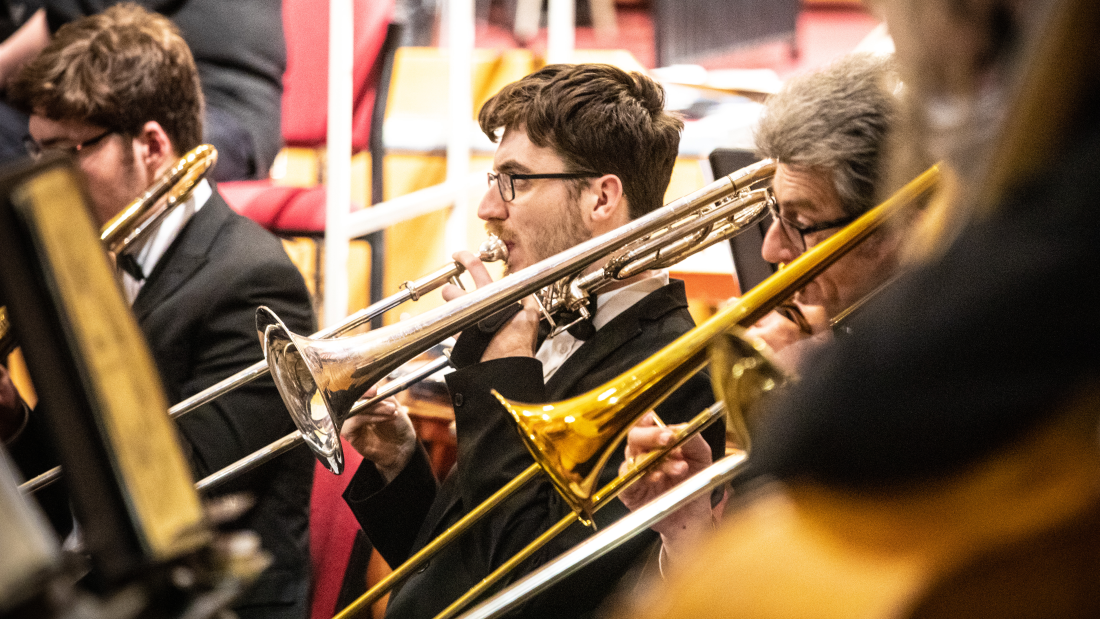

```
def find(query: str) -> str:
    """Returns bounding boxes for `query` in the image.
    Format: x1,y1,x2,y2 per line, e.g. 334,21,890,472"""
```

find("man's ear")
134,121,175,180
588,174,628,231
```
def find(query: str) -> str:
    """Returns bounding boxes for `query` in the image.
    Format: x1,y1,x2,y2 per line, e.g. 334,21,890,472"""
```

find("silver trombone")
19,235,505,493
258,159,777,474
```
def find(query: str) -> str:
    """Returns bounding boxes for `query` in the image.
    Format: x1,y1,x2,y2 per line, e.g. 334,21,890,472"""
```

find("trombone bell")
493,328,783,525
258,307,346,474
708,328,786,453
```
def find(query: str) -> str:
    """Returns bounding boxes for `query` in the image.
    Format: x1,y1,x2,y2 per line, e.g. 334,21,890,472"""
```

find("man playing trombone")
339,63,726,618
618,52,906,568
2,6,315,618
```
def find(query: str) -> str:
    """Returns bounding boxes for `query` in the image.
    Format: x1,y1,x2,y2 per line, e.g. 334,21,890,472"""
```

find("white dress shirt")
119,178,212,304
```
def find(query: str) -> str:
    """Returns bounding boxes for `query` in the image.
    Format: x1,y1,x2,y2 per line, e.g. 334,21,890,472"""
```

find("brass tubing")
100,145,217,253
433,403,727,619
457,453,751,619
21,246,501,494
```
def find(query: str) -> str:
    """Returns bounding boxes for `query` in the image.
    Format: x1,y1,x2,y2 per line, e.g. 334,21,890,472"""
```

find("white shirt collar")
120,178,212,304
535,270,670,381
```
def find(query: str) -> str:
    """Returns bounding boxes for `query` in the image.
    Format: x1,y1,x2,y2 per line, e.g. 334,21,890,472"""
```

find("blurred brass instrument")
2,146,218,364
100,144,218,253
448,164,942,619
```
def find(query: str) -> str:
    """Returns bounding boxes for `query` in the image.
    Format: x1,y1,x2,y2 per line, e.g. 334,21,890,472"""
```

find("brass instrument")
448,164,942,619
100,144,218,254
261,158,777,475
332,165,938,619
2,146,217,368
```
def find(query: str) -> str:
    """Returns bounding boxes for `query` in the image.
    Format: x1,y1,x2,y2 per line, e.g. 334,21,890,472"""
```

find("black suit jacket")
344,280,723,618
133,190,315,617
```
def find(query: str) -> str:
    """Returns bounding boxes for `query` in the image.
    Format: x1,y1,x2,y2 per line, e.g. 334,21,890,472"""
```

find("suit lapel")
131,191,232,321
545,281,689,399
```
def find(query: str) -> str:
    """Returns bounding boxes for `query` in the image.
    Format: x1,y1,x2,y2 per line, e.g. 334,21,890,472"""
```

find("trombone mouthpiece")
479,235,508,263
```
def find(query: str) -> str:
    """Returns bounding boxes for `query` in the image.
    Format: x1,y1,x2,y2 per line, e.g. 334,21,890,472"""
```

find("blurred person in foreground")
2,6,314,617
618,52,905,567
336,63,727,619
614,0,1100,617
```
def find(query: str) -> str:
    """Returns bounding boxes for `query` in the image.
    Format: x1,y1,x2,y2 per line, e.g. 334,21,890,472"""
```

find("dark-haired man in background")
0,0,284,180
3,6,314,618
338,63,724,618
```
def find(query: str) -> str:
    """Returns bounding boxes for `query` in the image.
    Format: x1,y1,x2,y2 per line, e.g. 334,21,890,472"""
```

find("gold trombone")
441,164,941,619
333,163,940,619
2,145,217,365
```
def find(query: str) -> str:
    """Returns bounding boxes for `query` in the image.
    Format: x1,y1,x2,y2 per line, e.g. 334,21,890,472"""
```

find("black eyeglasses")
487,170,602,202
23,129,115,160
767,199,856,253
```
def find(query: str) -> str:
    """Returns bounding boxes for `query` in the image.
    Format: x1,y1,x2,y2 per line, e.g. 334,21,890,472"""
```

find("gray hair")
755,53,899,217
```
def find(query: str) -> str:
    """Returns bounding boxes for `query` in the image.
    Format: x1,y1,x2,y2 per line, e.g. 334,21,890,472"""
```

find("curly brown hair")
9,3,203,155
478,64,684,219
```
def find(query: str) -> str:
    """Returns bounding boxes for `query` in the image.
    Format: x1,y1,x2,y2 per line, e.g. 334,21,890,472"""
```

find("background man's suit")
135,190,314,618
344,279,724,618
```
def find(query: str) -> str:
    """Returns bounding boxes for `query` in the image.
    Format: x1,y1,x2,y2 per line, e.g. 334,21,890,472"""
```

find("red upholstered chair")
221,0,400,317
221,0,398,211
219,182,336,234
281,0,396,156
308,438,366,619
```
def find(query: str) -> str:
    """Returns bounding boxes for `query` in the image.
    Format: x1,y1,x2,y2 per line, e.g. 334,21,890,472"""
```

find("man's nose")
478,181,507,222
760,219,798,266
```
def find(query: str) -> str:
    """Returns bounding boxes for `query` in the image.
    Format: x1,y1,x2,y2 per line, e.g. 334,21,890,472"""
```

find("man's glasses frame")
767,200,856,253
487,170,603,202
23,129,115,160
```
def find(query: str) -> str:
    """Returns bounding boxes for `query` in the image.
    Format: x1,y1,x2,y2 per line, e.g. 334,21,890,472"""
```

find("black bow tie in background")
116,252,145,281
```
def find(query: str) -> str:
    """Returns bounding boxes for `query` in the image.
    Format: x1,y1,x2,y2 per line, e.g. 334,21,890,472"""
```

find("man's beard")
489,199,590,275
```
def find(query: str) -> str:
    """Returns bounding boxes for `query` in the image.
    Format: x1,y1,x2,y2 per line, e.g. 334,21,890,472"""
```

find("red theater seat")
221,0,397,235
221,183,356,234
309,439,365,619
282,0,396,152
218,181,306,230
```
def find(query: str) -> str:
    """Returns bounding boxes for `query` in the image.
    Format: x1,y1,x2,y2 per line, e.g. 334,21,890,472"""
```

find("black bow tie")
558,294,597,341
117,252,145,281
